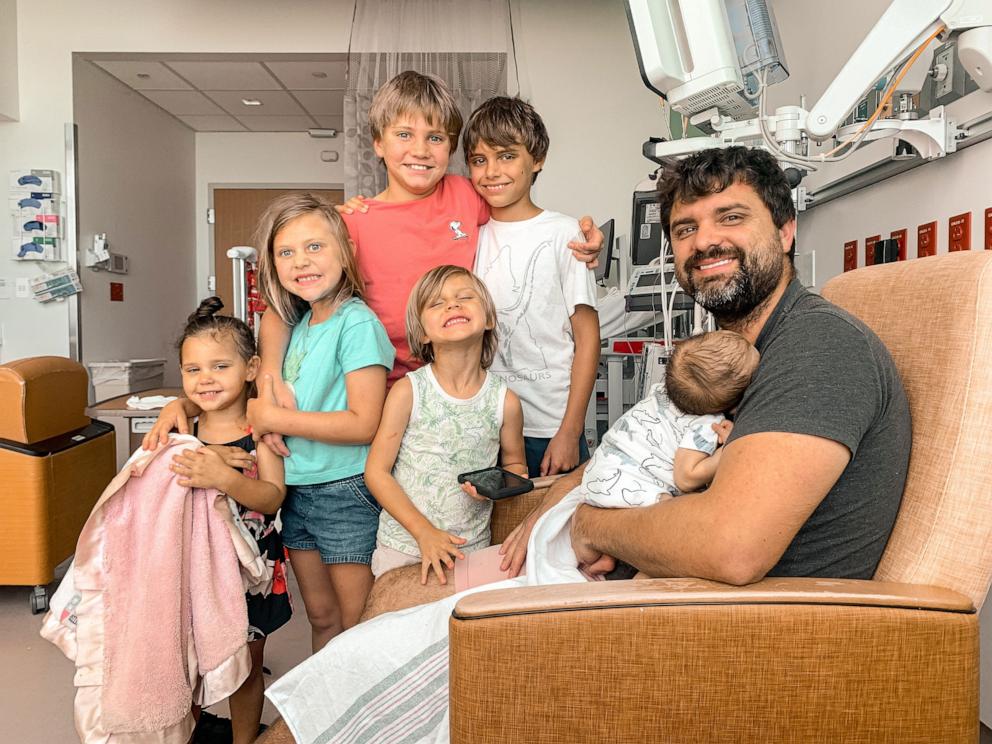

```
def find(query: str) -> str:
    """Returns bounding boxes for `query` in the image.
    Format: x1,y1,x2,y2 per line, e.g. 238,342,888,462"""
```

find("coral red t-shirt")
344,175,489,383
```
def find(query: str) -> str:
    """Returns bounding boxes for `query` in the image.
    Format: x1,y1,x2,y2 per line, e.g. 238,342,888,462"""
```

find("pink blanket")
99,443,248,732
43,436,254,742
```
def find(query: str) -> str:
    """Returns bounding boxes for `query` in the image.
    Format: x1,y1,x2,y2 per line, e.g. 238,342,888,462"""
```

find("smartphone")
457,466,534,501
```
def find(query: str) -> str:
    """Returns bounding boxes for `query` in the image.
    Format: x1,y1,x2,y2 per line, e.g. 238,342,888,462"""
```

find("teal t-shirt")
283,298,394,485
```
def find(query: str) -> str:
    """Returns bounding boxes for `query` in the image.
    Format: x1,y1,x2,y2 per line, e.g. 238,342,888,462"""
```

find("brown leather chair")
0,357,116,613
449,251,992,743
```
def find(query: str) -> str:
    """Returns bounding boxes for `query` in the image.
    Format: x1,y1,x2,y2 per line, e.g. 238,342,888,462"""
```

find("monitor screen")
594,219,615,282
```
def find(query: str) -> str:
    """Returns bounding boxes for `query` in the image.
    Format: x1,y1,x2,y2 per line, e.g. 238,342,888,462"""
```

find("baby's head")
176,297,259,409
369,71,463,197
254,192,363,325
463,96,549,186
665,330,759,415
405,265,498,368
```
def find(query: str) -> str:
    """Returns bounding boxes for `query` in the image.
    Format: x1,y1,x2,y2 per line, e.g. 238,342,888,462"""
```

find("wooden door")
212,188,344,314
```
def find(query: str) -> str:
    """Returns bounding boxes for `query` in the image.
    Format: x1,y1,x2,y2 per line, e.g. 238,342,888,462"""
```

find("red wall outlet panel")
948,212,971,252
843,240,858,272
110,282,124,302
917,221,937,258
985,207,992,251
865,234,880,267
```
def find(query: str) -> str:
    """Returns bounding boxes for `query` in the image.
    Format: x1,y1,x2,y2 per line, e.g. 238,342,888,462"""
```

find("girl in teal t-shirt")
250,193,394,653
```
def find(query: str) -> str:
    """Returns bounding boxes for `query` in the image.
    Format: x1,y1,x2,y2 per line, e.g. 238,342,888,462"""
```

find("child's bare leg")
328,563,375,630
289,548,343,652
230,637,267,744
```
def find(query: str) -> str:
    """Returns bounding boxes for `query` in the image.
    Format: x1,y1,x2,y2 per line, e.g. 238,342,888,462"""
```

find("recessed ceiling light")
136,73,151,79
312,71,328,79
241,98,263,107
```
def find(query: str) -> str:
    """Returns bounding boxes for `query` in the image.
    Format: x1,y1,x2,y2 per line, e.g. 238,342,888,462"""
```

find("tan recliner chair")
0,357,116,613
449,251,992,743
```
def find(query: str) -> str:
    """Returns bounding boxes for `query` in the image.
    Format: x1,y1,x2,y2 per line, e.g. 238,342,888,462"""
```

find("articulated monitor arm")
643,0,992,163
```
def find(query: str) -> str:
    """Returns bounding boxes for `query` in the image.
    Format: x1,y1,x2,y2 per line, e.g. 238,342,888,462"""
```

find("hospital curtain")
343,0,512,198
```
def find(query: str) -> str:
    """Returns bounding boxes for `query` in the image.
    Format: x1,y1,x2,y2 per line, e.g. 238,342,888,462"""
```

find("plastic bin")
88,358,166,402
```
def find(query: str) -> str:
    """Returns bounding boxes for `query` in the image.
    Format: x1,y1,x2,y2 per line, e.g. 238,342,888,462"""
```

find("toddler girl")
170,297,290,744
365,265,527,585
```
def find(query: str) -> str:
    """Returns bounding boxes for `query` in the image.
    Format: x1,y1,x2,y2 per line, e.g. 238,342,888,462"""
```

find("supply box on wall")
10,170,63,262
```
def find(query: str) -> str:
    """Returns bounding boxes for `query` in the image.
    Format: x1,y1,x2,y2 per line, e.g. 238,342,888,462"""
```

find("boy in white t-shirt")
464,96,600,477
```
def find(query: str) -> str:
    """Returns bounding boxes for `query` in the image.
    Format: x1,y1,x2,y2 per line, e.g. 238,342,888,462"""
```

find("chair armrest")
449,578,977,743
452,576,975,617
489,475,563,545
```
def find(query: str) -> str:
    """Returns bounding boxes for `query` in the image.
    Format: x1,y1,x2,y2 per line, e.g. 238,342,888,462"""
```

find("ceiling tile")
93,61,192,90
235,116,317,132
206,90,307,117
141,90,226,116
292,90,345,116
315,115,345,131
265,61,348,90
176,115,247,132
166,61,281,90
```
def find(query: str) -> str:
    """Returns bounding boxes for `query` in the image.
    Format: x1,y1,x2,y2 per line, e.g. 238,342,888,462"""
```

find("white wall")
195,132,345,295
74,59,196,387
514,0,663,266
0,0,355,364
0,0,17,121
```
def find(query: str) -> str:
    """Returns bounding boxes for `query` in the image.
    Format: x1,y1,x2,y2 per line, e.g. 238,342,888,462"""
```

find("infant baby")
581,329,759,508
525,330,760,585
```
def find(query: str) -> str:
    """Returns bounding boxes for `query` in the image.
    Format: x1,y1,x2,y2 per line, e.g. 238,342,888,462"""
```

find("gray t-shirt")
727,278,911,579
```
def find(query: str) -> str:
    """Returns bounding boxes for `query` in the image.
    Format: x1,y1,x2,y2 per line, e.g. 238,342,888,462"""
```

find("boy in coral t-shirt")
258,70,602,393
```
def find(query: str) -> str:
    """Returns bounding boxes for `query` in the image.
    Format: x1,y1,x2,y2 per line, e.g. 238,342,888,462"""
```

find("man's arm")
571,431,851,585
497,463,587,577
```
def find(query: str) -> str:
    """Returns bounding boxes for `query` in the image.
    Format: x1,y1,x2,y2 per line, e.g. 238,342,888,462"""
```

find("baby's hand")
713,420,734,445
335,195,370,215
460,481,489,503
414,526,467,586
205,444,255,471
171,447,231,490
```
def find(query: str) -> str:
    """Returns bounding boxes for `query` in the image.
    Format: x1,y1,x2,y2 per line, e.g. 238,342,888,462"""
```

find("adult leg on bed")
255,717,293,743
360,563,456,621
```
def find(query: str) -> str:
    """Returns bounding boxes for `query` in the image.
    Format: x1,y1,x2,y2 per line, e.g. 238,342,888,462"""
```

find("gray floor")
2,560,312,743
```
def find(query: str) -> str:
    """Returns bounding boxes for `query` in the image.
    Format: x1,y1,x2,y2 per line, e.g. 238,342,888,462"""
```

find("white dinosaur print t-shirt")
475,210,597,437
581,383,723,505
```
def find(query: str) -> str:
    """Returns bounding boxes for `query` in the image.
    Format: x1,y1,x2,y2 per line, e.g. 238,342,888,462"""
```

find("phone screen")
470,468,526,494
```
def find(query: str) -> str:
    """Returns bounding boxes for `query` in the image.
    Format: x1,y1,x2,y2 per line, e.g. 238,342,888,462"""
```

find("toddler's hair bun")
190,296,224,323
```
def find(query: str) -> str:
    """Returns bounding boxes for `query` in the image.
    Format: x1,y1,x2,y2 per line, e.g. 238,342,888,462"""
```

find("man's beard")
679,237,785,323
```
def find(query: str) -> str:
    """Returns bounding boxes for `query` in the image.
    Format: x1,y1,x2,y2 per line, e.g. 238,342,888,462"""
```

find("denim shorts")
281,474,381,565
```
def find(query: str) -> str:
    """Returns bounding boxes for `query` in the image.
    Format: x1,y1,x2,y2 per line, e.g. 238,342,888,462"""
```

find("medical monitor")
625,0,788,120
594,219,615,282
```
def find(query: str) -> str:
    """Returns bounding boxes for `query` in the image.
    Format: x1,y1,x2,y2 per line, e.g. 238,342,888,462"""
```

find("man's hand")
570,503,617,576
498,505,542,578
335,195,369,215
142,398,195,450
204,444,255,471
170,447,233,490
568,216,604,268
540,429,580,476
